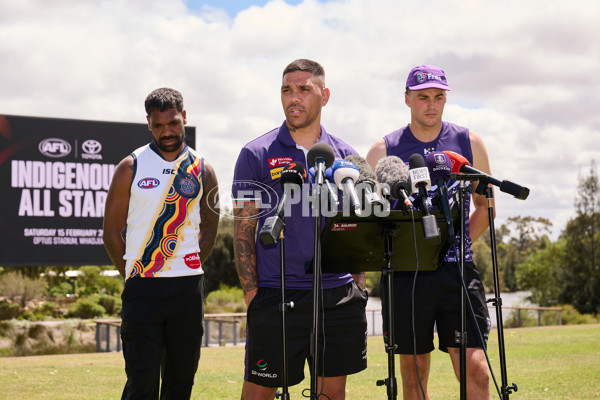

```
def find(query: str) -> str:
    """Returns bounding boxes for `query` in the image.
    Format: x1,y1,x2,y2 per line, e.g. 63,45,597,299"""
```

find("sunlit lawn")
1,324,599,399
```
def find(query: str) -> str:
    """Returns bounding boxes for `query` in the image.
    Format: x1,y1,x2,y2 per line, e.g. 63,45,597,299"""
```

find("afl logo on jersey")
138,177,160,189
174,172,200,198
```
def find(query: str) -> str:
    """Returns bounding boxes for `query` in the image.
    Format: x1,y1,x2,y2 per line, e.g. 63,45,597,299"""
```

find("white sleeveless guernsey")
123,143,205,279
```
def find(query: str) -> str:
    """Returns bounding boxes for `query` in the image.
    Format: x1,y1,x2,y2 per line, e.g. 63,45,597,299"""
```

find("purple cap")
406,65,451,91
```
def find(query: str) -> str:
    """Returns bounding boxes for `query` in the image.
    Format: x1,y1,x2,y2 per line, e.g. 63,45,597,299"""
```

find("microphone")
259,161,306,245
443,150,530,200
309,167,339,207
374,155,413,210
344,154,386,210
307,142,335,186
331,159,362,216
425,152,455,242
408,153,439,239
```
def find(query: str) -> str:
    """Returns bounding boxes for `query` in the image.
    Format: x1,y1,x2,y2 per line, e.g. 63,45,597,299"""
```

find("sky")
1,0,599,240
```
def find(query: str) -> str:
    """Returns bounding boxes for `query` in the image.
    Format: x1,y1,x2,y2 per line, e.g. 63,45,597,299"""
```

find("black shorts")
381,262,490,354
244,281,368,387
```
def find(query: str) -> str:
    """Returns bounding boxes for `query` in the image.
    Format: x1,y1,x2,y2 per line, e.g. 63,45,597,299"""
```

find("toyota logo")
82,139,102,154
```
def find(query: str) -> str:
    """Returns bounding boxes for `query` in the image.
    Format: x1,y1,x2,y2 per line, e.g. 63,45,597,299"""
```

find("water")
365,291,532,336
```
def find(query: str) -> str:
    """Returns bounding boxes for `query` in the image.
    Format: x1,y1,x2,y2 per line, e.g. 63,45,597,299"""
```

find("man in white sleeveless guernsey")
103,88,220,399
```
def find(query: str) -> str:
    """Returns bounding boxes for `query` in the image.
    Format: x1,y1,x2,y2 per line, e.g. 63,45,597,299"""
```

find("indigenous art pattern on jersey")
129,152,203,278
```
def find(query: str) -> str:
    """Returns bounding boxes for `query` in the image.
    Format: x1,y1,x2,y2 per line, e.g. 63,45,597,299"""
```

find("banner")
0,114,196,266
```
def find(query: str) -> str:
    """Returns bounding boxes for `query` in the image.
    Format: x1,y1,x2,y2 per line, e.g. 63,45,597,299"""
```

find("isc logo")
137,178,160,189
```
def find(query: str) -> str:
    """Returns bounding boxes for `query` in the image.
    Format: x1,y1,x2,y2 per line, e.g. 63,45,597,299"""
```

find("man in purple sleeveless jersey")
232,59,368,400
366,65,494,400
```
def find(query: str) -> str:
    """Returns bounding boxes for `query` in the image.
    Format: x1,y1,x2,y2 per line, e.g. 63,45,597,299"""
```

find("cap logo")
416,72,427,83
434,154,446,164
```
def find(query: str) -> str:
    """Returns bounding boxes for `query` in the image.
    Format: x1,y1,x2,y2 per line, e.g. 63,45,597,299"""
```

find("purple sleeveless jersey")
384,121,474,262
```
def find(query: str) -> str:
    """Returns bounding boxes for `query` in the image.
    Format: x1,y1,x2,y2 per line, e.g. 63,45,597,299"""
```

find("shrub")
77,266,102,296
0,321,15,336
49,282,74,297
503,307,538,328
27,301,64,320
68,298,105,319
365,272,380,297
0,272,47,307
205,285,245,314
95,295,122,316
98,275,123,296
27,324,51,340
558,304,598,325
0,302,21,321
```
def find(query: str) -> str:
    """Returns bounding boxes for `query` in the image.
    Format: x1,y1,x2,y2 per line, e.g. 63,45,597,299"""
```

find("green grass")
1,324,599,399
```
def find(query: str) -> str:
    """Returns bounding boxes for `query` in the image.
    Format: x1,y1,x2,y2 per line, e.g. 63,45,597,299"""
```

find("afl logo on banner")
138,178,160,189
174,172,200,198
39,138,72,158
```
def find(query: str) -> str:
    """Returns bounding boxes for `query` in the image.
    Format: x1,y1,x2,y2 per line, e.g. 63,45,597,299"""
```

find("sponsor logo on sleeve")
268,157,293,168
270,166,284,180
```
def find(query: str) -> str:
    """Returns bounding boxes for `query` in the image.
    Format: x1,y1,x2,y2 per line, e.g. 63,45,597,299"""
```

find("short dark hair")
282,59,325,80
145,88,184,115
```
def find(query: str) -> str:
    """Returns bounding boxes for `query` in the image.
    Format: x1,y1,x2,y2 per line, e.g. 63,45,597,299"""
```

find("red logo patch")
184,253,201,269
137,177,160,189
330,223,359,232
268,157,293,168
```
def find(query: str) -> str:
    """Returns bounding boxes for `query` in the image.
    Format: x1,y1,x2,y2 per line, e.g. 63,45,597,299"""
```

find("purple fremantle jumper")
232,122,358,289
384,121,474,262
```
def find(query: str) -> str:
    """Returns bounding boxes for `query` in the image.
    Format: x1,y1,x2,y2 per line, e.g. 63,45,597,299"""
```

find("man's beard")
155,133,185,153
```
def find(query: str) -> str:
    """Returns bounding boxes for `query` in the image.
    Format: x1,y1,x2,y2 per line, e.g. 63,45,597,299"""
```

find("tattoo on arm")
233,202,259,295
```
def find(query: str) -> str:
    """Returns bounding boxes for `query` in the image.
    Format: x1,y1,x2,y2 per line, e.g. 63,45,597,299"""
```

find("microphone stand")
310,166,325,399
319,209,456,400
376,224,398,400
483,186,518,399
277,226,293,400
454,175,520,400
456,180,468,400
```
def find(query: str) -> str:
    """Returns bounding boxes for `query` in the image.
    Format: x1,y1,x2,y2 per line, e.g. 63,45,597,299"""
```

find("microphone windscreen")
307,142,335,168
280,161,306,187
442,150,470,174
375,156,409,186
331,159,360,188
408,153,426,169
344,154,377,183
425,152,452,182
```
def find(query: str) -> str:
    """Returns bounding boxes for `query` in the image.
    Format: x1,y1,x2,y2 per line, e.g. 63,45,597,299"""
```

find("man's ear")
322,88,330,106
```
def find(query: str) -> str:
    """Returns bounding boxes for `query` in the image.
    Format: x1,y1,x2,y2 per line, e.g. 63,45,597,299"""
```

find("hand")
244,288,258,307
352,272,366,290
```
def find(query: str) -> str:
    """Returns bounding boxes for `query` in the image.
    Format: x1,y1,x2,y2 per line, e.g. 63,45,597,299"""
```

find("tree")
480,216,552,291
559,160,599,315
516,240,565,306
202,218,240,294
